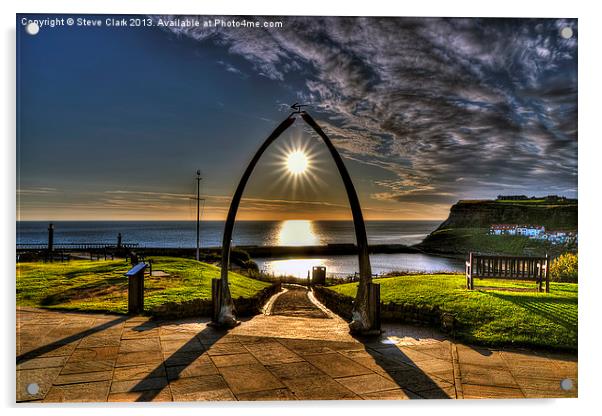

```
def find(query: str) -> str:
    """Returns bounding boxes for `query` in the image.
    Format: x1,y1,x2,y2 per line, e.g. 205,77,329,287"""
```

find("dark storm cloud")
158,16,577,201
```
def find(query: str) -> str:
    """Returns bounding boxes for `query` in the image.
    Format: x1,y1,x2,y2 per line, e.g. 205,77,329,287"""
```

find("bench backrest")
467,252,548,280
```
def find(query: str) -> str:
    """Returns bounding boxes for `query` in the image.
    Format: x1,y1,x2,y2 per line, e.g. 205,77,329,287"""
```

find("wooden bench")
127,251,153,275
466,252,550,292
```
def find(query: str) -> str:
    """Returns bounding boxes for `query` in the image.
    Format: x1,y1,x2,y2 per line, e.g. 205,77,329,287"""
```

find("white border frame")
3,1,600,415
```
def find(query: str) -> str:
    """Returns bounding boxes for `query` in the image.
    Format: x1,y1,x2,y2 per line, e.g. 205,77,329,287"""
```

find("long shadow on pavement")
354,334,455,399
17,315,129,364
128,321,228,402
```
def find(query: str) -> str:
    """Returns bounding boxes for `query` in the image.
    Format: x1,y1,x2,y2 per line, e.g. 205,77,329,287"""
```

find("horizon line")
16,218,447,222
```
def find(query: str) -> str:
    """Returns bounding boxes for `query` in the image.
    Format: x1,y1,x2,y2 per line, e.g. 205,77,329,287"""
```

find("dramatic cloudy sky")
17,15,577,220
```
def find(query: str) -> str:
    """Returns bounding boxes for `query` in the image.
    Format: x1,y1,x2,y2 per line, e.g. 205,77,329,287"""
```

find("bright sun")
286,150,309,174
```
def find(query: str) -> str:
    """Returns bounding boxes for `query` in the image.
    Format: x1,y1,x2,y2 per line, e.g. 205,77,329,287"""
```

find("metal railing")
16,242,139,250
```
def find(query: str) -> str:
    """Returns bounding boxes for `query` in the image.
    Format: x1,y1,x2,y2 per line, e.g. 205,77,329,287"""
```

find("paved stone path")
269,285,329,318
16,286,577,402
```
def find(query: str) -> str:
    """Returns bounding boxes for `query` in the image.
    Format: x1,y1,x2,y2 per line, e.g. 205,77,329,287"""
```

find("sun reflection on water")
277,220,319,246
263,258,327,278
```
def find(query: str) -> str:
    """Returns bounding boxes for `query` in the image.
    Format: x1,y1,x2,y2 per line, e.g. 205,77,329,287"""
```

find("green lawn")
329,274,577,350
16,256,270,314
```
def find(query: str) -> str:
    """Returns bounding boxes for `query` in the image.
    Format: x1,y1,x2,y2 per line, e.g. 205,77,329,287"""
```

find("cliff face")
435,200,578,231
416,200,578,256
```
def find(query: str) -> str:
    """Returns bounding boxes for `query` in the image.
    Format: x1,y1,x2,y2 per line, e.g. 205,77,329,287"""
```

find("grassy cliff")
434,199,577,229
417,199,577,256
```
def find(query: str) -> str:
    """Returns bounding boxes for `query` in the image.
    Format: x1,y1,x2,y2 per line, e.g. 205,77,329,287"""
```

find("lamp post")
196,170,202,261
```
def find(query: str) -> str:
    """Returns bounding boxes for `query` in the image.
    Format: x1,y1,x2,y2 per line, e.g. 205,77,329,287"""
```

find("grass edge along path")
16,256,270,315
328,274,577,351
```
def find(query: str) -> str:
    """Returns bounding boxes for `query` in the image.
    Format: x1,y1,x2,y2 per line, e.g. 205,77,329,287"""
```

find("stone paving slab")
19,340,79,359
283,375,360,400
236,387,296,401
169,375,235,401
44,380,111,402
266,361,326,381
515,376,578,397
113,363,166,381
16,297,578,402
70,346,119,362
244,340,304,365
119,337,162,353
54,370,114,385
211,352,261,368
16,367,61,401
110,376,169,394
17,356,68,371
206,342,248,356
163,351,206,367
388,367,455,393
219,363,285,394
304,352,374,378
161,338,204,353
78,336,121,348
335,373,400,394
108,388,173,402
361,388,416,400
278,338,336,355
115,350,162,367
462,383,525,399
166,361,219,380
418,385,457,399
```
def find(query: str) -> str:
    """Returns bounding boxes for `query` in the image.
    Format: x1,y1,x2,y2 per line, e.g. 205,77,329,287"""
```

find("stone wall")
150,282,281,319
312,286,353,320
235,282,282,316
312,286,456,334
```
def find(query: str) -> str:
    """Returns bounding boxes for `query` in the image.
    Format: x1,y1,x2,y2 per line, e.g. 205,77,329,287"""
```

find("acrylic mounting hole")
25,22,40,36
560,378,574,391
26,383,40,395
560,27,573,39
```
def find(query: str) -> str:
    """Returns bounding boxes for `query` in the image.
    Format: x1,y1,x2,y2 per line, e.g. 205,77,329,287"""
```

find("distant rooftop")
496,195,573,201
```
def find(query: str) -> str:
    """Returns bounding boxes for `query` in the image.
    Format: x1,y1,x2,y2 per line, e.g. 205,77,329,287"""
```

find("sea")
16,220,464,277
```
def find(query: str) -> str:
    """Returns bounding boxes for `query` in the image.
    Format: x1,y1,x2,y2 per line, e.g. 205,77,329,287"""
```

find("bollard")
47,223,54,253
312,266,326,286
545,254,550,293
125,263,146,314
466,252,472,290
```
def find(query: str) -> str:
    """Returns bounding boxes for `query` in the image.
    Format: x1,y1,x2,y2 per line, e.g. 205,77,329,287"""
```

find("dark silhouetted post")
47,223,54,253
117,233,122,249
196,170,202,261
545,254,550,293
125,263,146,314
